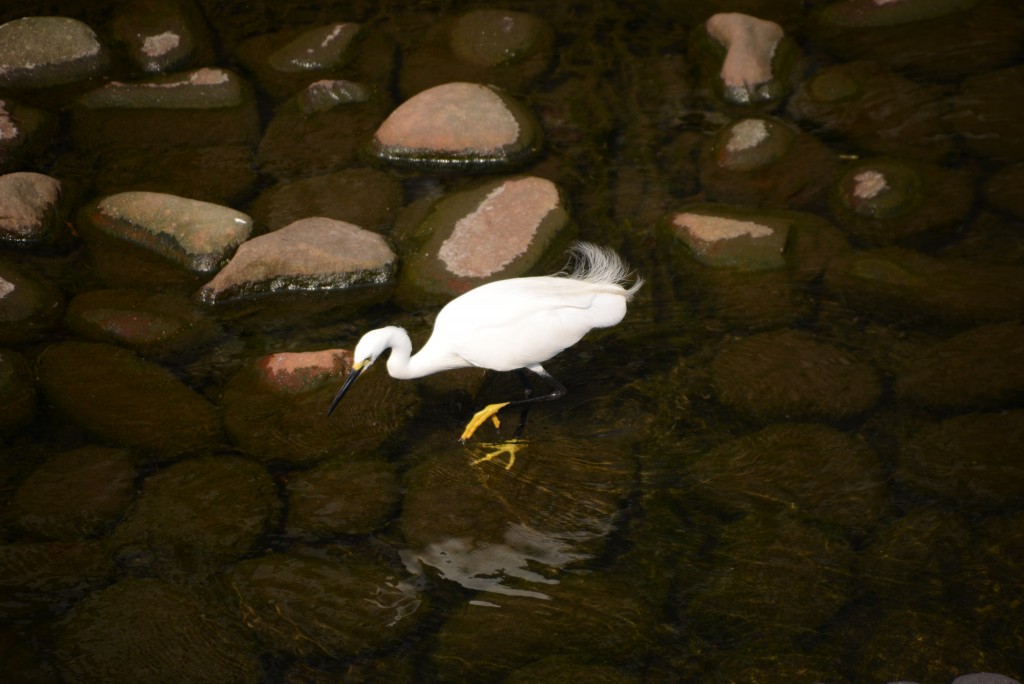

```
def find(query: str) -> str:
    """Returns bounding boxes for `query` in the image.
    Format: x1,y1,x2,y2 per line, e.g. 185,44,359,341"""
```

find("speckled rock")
787,61,954,163
829,158,973,247
0,99,56,172
247,168,403,234
72,67,260,150
946,64,1024,162
10,446,136,541
198,217,396,303
109,456,279,577
0,542,113,621
395,176,571,307
54,577,262,684
824,247,1024,329
370,82,542,171
257,82,389,179
222,349,419,465
286,458,400,537
669,204,790,271
691,13,800,108
688,423,888,532
77,191,253,287
65,289,219,358
812,0,1022,80
685,513,856,640
0,16,110,90
399,9,554,96
36,341,221,458
0,258,64,344
109,0,215,74
698,116,838,210
226,552,425,658
895,324,1024,412
896,410,1024,509
432,573,651,681
0,172,70,247
712,329,881,422
0,348,35,436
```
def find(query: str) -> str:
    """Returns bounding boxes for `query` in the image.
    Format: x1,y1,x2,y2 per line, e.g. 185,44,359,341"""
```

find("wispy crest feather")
558,241,644,299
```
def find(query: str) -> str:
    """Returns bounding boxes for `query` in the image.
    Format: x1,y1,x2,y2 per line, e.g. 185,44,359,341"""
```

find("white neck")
382,327,448,380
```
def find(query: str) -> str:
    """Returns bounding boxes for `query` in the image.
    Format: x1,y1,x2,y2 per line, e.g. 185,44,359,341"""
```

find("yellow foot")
460,402,510,442
471,440,527,470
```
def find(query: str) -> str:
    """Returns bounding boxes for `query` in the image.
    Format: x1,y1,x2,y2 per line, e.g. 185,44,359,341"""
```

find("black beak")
327,366,364,416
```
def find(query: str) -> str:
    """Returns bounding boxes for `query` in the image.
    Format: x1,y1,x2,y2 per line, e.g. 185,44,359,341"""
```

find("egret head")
326,327,402,416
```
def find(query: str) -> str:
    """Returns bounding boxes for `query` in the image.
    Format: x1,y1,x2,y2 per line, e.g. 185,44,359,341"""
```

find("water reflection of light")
400,522,602,600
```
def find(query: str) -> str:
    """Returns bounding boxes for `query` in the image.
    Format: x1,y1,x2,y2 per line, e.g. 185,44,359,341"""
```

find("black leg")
460,365,567,442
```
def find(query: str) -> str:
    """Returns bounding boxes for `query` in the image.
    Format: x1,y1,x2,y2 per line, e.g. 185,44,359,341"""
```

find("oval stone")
0,17,110,89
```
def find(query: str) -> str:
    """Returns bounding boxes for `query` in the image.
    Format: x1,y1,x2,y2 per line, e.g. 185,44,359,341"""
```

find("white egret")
327,242,643,444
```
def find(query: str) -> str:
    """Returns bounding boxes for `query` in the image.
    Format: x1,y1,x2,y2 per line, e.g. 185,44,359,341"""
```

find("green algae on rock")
286,458,400,538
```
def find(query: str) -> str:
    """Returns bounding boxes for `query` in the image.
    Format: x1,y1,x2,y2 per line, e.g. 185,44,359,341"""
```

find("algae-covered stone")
787,61,954,163
896,410,1024,509
396,176,571,307
432,573,652,681
668,206,790,271
0,17,110,90
824,247,1024,328
0,258,64,344
895,324,1024,412
10,446,136,541
946,64,1024,162
109,456,279,576
0,347,35,436
36,341,221,458
691,13,800,108
711,329,881,422
829,157,973,247
226,552,425,658
0,172,70,247
370,82,542,171
688,423,888,532
267,23,362,72
79,67,245,109
66,288,219,358
698,116,838,210
222,349,418,465
109,0,214,74
0,542,113,621
198,218,396,303
247,169,403,234
55,577,262,684
79,191,252,280
286,458,400,537
686,513,856,640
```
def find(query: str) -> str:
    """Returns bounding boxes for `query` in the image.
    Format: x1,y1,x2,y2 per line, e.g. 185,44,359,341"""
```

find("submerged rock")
824,247,1024,329
829,157,973,247
222,348,418,465
370,82,542,171
247,168,403,234
226,552,425,658
396,176,571,307
711,329,881,422
399,9,554,96
198,217,396,303
787,60,954,163
946,64,1024,162
692,13,799,108
66,288,218,358
0,172,70,247
10,446,136,541
36,341,221,458
0,347,35,436
55,577,261,684
109,456,279,577
895,323,1024,412
0,541,113,621
688,423,888,532
0,258,64,344
0,99,57,172
286,458,400,537
897,410,1024,509
0,16,110,90
78,191,253,286
109,0,214,74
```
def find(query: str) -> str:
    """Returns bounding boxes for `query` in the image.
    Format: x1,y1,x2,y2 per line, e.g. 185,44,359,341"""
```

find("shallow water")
2,0,1023,682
